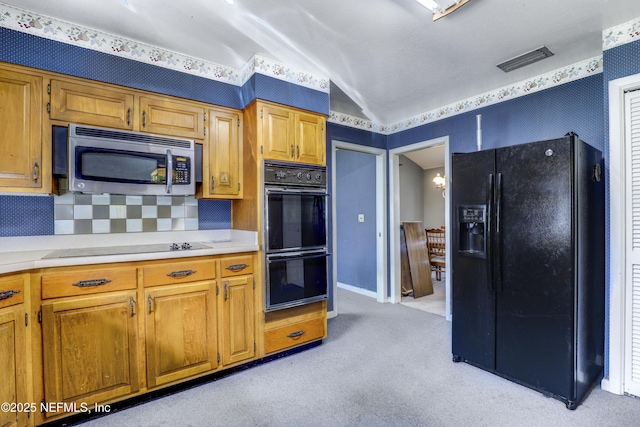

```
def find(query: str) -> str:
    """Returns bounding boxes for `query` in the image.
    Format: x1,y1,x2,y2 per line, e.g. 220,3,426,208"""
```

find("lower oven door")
266,251,329,312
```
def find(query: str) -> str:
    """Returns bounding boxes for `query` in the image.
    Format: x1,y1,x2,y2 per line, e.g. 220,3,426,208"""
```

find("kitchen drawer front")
0,275,25,309
42,267,137,299
220,255,253,278
264,316,325,354
143,259,215,287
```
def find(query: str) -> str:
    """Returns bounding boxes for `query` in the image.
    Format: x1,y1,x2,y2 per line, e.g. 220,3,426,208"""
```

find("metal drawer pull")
226,264,249,272
167,270,196,278
0,290,20,301
72,278,112,288
287,330,306,339
148,295,153,314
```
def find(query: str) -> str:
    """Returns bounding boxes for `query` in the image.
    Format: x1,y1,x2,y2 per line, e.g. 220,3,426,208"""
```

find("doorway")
389,136,451,320
330,141,387,318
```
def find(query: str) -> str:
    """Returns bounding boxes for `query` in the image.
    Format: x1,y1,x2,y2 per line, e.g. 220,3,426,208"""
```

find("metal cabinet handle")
211,176,215,190
224,283,228,301
148,295,153,314
0,290,20,301
127,108,131,126
142,110,147,127
167,270,196,278
32,162,39,182
72,278,112,288
129,297,136,317
291,144,294,157
287,330,306,339
225,264,249,272
296,145,300,158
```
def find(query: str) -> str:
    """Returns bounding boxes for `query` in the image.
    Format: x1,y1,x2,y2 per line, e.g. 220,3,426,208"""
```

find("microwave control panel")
174,156,191,184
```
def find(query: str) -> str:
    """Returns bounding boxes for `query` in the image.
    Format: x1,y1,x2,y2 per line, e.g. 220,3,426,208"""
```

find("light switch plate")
358,214,365,222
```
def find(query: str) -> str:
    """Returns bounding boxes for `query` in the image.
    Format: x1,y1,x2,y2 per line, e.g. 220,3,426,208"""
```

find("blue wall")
335,150,378,292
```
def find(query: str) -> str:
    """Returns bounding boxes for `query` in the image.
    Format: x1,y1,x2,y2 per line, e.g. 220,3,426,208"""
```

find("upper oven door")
264,188,328,253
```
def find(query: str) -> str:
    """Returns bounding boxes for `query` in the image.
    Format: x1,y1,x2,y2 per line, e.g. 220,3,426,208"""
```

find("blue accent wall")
335,150,378,292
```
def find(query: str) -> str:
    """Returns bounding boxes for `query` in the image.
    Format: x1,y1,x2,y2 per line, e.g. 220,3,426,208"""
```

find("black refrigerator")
451,133,604,410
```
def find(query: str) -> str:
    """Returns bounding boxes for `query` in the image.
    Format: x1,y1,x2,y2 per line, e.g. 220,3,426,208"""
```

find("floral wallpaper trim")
603,15,640,50
0,3,330,93
329,55,603,135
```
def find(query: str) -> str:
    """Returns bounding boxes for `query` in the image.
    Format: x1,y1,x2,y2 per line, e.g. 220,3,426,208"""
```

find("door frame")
389,136,451,320
604,72,640,395
330,140,387,317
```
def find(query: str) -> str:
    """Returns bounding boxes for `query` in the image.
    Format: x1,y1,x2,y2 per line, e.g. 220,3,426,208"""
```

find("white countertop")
0,229,259,275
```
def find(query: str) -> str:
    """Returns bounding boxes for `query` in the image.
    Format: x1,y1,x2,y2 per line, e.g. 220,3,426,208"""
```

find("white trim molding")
604,72,640,395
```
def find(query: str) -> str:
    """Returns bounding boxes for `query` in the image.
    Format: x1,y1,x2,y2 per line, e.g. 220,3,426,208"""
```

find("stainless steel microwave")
68,124,195,196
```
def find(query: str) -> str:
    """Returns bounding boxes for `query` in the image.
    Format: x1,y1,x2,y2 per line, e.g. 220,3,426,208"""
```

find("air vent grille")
73,126,192,149
497,46,554,73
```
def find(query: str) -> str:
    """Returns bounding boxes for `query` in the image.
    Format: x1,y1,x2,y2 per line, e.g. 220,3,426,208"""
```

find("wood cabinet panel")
203,108,242,198
142,258,215,287
145,282,218,387
0,276,25,310
49,79,134,130
220,255,253,278
264,316,325,354
262,104,295,162
0,68,43,190
41,266,137,299
295,112,325,165
220,276,255,365
0,306,28,427
139,96,204,139
41,292,140,416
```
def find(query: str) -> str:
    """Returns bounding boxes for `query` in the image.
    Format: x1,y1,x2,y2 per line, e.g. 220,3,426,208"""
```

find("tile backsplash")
0,194,231,237
54,193,199,235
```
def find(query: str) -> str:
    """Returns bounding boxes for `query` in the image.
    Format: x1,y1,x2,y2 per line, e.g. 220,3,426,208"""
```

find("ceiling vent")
497,46,554,73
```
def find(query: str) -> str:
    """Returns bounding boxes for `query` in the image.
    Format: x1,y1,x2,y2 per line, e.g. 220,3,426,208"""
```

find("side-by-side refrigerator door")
494,138,574,400
451,149,496,370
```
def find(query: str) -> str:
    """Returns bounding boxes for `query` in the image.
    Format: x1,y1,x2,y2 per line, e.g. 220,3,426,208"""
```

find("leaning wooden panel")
401,221,434,298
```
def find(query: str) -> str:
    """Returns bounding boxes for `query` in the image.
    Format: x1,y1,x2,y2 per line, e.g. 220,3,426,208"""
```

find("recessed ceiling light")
497,47,554,73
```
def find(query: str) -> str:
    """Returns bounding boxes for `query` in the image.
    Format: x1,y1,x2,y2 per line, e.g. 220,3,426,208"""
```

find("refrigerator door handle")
496,172,503,293
486,173,494,291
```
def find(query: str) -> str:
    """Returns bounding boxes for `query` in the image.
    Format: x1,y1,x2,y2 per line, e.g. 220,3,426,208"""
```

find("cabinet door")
294,112,325,165
0,306,27,427
0,69,42,189
41,292,139,417
145,282,218,387
49,79,134,130
262,104,294,162
204,109,242,198
221,276,255,365
139,96,205,139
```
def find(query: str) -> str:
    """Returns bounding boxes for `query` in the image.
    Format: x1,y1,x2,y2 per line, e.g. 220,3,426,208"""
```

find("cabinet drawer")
264,316,325,354
143,259,215,287
220,255,253,277
42,267,137,299
0,275,25,309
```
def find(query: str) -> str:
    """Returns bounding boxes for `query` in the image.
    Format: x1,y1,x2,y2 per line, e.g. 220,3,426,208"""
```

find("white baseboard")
337,282,378,299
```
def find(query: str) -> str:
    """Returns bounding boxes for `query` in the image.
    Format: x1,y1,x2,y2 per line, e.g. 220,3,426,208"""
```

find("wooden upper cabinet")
139,96,205,140
202,108,243,199
0,68,43,190
41,292,140,415
260,102,326,166
295,112,325,165
49,79,134,130
262,104,295,162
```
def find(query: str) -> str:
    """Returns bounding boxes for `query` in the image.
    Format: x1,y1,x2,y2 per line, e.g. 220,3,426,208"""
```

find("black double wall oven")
264,162,328,312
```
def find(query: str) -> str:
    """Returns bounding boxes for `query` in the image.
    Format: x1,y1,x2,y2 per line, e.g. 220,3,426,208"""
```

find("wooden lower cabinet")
0,305,28,427
145,282,218,387
41,291,140,418
220,275,255,365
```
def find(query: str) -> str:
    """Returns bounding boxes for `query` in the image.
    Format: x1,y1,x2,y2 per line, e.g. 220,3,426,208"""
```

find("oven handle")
166,149,173,194
267,251,330,261
265,188,328,196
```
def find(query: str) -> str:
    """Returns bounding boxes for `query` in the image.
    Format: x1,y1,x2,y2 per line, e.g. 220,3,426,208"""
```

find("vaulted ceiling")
3,0,640,127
